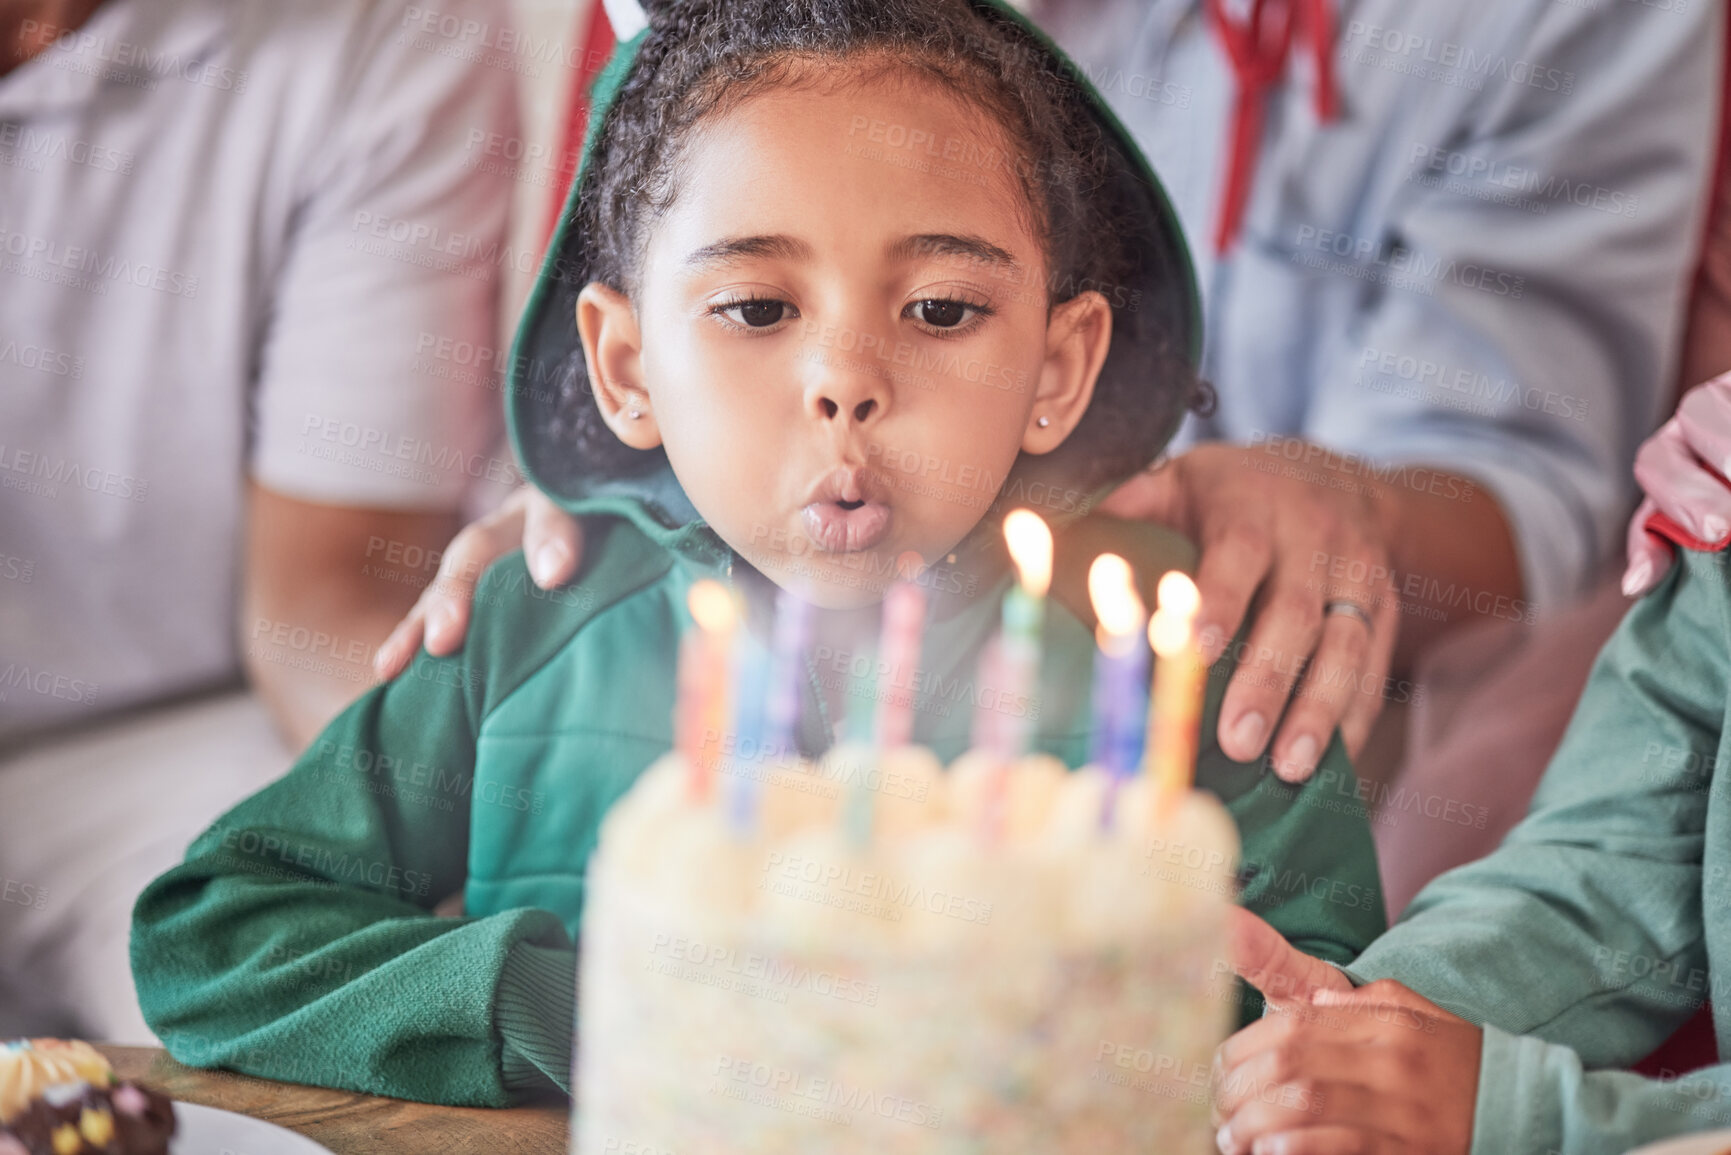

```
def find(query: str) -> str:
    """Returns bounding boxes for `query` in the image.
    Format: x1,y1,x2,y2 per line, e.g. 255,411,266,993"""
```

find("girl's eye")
906,297,992,332
713,297,793,328
918,300,967,327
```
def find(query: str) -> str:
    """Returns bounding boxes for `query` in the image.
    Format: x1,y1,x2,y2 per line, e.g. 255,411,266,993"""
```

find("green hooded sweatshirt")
130,0,1384,1108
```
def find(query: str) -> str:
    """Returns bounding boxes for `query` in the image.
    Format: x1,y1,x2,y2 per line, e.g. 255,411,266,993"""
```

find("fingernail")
1705,516,1729,543
1622,559,1653,598
1228,713,1267,760
430,603,460,645
532,540,570,586
1216,1124,1234,1154
1280,735,1319,782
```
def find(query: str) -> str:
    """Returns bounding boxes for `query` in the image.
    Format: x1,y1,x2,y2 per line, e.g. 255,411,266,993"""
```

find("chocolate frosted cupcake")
0,1040,175,1155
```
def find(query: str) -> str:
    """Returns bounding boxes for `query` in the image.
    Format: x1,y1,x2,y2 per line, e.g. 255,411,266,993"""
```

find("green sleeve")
1189,635,1388,1025
131,573,576,1107
1194,648,1389,960
1348,550,1725,1152
1471,1028,1731,1155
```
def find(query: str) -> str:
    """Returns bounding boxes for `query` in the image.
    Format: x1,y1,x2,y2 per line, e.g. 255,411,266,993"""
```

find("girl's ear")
576,282,662,449
1023,290,1112,454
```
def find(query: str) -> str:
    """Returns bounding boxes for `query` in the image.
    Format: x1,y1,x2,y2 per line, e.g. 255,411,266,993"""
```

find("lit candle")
982,511,1052,838
1146,571,1204,810
684,579,736,803
1088,554,1148,826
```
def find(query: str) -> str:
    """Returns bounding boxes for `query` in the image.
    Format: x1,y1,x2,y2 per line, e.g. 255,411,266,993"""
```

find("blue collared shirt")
1044,0,1723,612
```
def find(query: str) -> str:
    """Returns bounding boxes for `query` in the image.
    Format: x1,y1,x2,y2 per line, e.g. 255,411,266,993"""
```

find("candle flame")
1003,509,1053,598
1087,554,1144,637
1156,571,1201,620
1148,609,1193,657
688,579,736,633
1150,571,1200,657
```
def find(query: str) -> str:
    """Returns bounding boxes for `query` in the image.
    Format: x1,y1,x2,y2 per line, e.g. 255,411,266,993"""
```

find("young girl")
130,0,1383,1106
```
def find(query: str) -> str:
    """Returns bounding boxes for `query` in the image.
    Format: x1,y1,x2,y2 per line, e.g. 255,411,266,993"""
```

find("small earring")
1036,415,1050,428
627,407,642,420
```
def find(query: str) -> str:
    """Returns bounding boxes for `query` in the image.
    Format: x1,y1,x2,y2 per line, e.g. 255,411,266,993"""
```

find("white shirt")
0,0,521,739
1043,0,1723,614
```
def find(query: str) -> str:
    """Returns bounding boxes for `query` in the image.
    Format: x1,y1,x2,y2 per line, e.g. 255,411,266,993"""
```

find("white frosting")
582,749,1241,1153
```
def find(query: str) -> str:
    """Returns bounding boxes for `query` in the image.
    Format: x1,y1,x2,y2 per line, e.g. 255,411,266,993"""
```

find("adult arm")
247,0,520,718
242,482,457,750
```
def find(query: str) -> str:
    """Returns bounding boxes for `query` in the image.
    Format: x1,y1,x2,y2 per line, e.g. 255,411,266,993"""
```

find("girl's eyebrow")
679,232,1023,277
887,233,1023,276
682,233,814,271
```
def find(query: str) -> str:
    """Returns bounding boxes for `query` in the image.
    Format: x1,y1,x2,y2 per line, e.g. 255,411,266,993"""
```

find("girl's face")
578,64,1110,607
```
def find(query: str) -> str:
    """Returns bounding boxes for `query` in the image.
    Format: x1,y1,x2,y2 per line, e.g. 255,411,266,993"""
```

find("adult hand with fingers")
1216,908,1480,1155
1625,370,1731,598
373,485,584,679
1102,441,1403,782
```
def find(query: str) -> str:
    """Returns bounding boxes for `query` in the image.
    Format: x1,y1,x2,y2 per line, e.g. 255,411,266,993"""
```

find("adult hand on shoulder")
1216,909,1480,1155
1625,371,1731,597
373,486,583,678
1101,442,1400,780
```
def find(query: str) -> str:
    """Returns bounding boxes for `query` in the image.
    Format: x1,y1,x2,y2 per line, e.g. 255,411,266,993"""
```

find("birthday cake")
0,1040,176,1155
577,746,1239,1153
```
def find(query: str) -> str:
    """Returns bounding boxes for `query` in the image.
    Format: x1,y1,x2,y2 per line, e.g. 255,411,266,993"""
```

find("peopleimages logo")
1292,225,1526,299
1342,20,1576,95
20,18,248,92
0,224,200,298
712,1055,946,1130
1408,145,1639,220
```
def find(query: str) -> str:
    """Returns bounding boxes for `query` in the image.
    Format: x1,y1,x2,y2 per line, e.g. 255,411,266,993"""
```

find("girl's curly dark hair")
534,0,1205,505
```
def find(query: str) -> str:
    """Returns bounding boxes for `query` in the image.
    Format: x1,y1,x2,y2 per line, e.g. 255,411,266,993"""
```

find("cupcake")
0,1040,175,1155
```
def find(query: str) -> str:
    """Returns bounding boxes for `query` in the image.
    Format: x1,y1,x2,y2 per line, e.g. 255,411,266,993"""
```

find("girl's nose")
803,340,891,428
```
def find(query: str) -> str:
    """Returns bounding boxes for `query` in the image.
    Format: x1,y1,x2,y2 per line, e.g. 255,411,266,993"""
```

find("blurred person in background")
0,0,520,1041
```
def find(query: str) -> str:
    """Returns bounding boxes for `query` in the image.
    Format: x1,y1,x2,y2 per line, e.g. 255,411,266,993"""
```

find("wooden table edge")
95,1045,569,1155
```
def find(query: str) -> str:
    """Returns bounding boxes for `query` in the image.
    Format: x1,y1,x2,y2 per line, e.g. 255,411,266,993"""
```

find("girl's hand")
1625,371,1731,597
373,486,583,678
1228,907,1354,1007
1213,978,1480,1155
1219,909,1478,1154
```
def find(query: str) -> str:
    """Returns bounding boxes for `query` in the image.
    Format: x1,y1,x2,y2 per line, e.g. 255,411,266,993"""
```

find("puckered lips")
801,465,891,553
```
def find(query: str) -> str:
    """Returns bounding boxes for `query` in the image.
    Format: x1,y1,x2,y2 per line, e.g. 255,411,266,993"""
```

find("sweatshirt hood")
505,0,1202,560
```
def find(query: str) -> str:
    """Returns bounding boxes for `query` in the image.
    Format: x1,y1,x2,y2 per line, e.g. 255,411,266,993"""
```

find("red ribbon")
1206,0,1337,254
